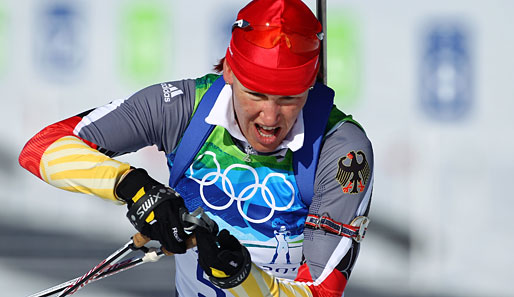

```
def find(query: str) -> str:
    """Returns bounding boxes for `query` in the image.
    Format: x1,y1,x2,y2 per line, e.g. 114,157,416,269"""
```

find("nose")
259,100,280,125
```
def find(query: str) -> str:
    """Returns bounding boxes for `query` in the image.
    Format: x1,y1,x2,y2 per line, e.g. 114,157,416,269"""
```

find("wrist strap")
305,213,370,242
182,207,218,233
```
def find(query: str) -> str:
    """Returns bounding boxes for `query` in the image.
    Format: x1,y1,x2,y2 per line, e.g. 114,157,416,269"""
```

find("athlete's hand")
195,227,252,289
115,168,188,254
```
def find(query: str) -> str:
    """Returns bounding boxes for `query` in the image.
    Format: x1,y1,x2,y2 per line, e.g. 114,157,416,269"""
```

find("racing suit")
19,74,374,297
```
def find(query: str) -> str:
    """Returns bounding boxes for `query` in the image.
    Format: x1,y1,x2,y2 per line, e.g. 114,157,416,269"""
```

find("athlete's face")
223,60,309,153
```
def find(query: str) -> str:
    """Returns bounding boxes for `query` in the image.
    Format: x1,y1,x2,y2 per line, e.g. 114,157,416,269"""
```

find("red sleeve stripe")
19,116,98,179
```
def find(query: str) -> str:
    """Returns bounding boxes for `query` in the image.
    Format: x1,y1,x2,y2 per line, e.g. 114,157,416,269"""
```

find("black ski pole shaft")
316,0,327,84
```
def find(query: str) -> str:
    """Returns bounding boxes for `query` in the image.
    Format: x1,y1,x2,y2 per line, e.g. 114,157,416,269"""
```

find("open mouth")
255,124,279,138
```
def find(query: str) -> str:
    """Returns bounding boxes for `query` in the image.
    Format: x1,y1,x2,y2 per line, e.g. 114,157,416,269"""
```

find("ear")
222,59,234,85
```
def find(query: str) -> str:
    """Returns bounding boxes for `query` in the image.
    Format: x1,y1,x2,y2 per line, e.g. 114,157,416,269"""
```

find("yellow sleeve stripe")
242,268,268,297
53,135,84,144
259,268,282,297
49,166,125,180
48,169,130,202
282,282,310,297
45,160,125,175
40,136,131,202
40,158,49,182
228,264,268,297
57,186,123,203
47,154,114,166
48,178,124,188
229,289,242,297
229,264,313,297
229,285,247,297
45,143,99,155
277,284,295,297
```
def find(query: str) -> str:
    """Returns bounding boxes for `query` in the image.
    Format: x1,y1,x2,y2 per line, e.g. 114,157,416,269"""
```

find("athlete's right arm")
18,112,132,202
18,79,197,202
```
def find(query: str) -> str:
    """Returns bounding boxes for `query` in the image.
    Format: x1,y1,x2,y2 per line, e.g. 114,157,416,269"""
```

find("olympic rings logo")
188,151,296,224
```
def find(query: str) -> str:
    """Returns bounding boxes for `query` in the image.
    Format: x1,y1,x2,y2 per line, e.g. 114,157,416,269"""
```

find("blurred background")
1,0,513,296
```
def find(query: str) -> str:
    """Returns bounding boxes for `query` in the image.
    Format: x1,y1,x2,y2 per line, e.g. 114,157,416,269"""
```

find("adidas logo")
161,83,184,102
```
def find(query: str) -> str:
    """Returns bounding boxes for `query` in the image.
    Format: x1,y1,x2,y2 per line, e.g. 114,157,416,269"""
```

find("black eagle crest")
335,151,370,194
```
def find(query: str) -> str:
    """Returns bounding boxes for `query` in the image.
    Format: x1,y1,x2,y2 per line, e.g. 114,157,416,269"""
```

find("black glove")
196,227,252,289
115,168,188,254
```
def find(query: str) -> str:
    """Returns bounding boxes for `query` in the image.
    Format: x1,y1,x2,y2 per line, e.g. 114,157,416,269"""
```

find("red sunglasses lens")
241,25,320,53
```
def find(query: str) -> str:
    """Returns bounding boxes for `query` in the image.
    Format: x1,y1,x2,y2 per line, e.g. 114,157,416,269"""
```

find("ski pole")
316,0,327,84
28,250,162,297
28,233,196,297
28,206,213,297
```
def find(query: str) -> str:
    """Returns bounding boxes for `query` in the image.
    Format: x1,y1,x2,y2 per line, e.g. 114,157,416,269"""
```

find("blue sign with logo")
35,2,85,80
420,23,473,121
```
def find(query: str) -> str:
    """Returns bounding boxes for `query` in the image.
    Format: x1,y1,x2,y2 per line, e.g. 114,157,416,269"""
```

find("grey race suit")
73,75,374,296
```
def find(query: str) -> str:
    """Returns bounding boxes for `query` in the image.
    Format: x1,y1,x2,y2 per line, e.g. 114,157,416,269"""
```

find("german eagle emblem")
336,151,370,194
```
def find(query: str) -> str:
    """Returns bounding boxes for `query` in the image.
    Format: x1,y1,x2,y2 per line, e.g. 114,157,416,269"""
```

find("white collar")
204,84,305,152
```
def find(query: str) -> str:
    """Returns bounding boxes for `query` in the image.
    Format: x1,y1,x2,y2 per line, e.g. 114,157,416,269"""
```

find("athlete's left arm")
227,122,374,297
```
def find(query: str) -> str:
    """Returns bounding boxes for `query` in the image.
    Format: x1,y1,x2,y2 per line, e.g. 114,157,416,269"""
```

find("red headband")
226,0,322,95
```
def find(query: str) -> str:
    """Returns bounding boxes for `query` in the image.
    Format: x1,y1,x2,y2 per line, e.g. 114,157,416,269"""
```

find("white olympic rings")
188,151,296,224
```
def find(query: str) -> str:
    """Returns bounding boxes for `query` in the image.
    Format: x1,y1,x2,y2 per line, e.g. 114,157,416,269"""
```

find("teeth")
260,125,276,130
258,129,273,137
256,124,277,138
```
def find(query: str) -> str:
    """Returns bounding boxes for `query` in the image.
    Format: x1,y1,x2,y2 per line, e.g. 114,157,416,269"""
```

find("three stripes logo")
161,83,184,102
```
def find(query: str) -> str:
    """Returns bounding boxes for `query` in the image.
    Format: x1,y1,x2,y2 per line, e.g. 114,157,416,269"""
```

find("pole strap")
182,207,218,234
305,213,370,242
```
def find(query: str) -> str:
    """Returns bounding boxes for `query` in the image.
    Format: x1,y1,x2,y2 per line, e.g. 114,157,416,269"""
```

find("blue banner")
35,2,86,81
420,23,473,121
